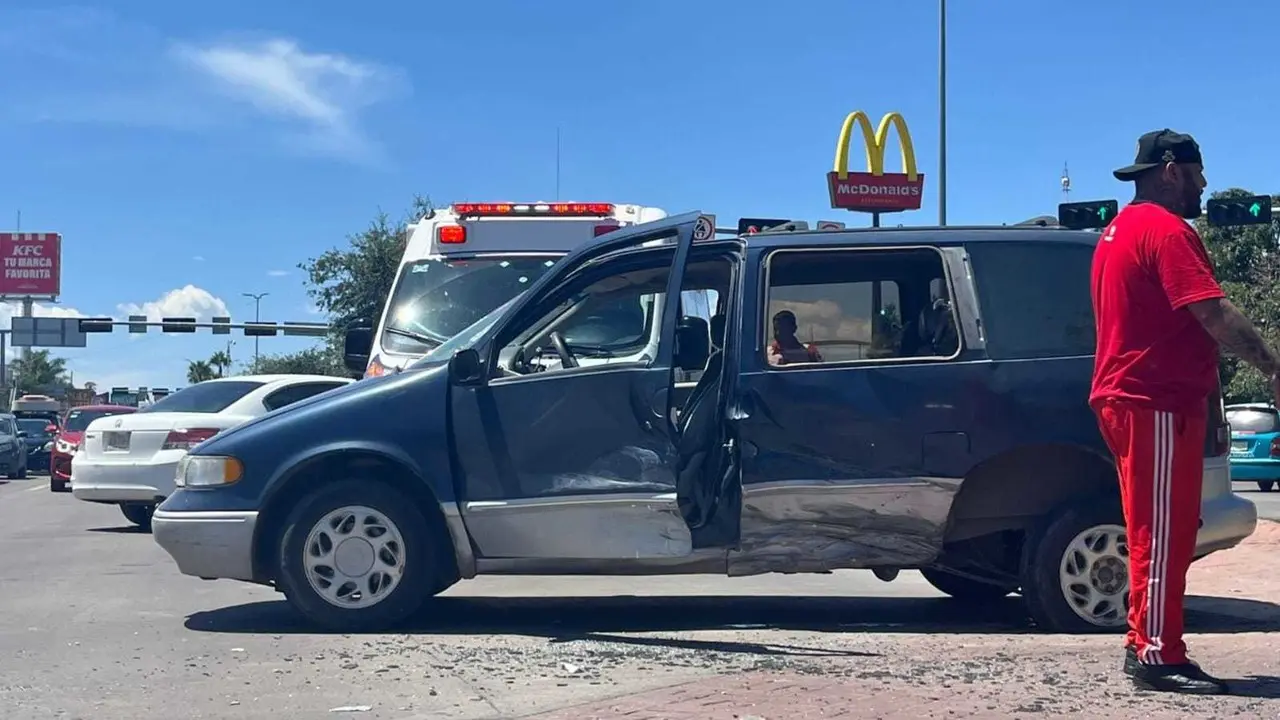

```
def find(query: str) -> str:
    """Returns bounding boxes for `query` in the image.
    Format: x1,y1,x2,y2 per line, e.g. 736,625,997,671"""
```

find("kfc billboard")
0,232,61,297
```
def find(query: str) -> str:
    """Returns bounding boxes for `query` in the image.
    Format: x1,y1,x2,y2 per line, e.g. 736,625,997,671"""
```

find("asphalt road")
2,473,1278,719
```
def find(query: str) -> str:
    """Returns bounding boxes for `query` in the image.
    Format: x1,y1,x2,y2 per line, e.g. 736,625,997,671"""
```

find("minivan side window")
966,241,1095,359
763,247,960,366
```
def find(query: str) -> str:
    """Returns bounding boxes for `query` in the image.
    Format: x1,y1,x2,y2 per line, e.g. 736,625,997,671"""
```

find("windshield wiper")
385,326,445,348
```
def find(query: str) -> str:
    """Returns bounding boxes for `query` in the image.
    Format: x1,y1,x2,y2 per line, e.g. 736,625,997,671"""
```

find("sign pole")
872,212,881,228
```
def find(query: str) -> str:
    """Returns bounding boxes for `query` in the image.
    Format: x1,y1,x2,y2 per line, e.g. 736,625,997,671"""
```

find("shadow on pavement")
1222,675,1280,699
87,525,148,534
183,592,1280,637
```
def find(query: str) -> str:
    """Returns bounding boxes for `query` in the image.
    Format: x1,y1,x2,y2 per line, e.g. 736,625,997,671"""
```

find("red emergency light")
438,225,466,244
452,202,615,217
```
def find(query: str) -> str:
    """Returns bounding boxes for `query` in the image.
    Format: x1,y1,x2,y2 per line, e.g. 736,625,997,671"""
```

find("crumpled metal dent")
727,479,958,576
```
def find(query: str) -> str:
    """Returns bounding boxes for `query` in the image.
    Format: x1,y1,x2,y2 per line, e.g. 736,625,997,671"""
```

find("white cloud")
116,284,231,322
0,301,85,326
0,8,407,164
193,255,206,262
267,269,289,277
170,37,405,163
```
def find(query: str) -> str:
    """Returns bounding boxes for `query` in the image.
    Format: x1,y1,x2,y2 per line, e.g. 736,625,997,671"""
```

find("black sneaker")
1123,645,1139,676
1130,661,1229,695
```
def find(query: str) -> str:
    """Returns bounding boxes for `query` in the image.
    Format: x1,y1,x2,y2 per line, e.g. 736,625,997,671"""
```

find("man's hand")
1186,297,1280,377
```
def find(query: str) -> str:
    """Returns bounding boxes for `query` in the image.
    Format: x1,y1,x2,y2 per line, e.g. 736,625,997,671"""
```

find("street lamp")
938,0,948,226
242,292,269,371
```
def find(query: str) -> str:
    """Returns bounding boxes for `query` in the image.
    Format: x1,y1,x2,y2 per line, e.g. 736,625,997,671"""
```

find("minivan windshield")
381,256,561,355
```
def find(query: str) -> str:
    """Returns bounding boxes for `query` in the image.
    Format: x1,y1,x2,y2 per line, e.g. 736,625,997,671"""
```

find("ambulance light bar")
452,202,615,217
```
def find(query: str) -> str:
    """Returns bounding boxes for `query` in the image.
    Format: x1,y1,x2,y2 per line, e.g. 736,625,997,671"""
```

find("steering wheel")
548,331,579,369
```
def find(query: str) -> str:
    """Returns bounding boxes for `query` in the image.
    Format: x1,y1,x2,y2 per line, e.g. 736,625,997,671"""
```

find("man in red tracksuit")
1092,129,1280,694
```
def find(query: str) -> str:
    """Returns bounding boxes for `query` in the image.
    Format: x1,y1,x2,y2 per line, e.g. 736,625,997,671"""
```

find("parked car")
49,404,137,493
0,413,29,479
150,213,1256,633
1225,403,1280,492
72,375,353,530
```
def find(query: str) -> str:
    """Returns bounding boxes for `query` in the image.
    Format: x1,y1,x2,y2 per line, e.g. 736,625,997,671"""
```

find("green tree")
251,347,345,376
299,195,435,335
208,349,232,378
1195,188,1280,403
186,359,217,384
11,349,69,395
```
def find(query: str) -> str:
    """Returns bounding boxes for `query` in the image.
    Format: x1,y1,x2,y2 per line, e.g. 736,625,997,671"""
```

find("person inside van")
767,310,823,366
918,278,959,357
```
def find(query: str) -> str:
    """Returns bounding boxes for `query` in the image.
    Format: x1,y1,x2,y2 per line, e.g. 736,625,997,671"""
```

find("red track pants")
1096,400,1205,666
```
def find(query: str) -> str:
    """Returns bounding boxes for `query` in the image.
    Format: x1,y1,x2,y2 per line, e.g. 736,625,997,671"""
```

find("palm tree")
12,350,69,394
208,349,232,378
187,359,217,384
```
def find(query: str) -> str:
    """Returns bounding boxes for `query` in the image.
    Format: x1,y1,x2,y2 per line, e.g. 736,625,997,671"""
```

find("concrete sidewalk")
525,522,1280,719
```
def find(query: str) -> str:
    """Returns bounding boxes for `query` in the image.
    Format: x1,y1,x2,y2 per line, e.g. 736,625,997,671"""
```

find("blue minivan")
151,212,1256,634
1226,403,1280,492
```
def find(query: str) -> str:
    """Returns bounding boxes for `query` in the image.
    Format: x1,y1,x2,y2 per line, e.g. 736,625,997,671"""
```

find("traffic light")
1058,200,1119,230
737,218,792,235
78,317,114,333
161,317,196,333
244,322,278,337
1206,196,1273,227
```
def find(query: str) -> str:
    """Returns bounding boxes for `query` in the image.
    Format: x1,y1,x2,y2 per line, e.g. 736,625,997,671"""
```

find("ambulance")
345,202,669,378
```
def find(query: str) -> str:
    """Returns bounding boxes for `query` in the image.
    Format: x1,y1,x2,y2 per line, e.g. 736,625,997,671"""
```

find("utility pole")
938,0,948,226
242,292,268,371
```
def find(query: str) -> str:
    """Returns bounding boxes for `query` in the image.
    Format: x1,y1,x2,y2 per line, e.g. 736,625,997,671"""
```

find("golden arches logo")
832,111,919,181
826,110,924,213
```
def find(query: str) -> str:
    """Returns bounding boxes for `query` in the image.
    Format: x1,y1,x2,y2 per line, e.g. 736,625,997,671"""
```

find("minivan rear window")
1226,407,1279,433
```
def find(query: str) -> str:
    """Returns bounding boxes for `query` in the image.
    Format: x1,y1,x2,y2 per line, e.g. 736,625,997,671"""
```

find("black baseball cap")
1113,129,1203,181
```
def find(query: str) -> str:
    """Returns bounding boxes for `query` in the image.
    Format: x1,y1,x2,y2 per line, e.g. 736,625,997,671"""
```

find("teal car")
1226,403,1280,492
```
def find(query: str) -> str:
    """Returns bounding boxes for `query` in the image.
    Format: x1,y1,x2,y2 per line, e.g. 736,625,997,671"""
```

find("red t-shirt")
1089,202,1225,415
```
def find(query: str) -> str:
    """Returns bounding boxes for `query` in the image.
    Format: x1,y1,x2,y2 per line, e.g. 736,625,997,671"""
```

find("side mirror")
45,424,57,433
448,349,485,386
343,321,374,375
16,431,27,438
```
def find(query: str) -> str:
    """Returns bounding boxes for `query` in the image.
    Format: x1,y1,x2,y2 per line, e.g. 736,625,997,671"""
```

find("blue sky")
0,0,1274,389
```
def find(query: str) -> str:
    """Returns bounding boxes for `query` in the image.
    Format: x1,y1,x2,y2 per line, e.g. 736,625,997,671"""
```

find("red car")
49,404,137,493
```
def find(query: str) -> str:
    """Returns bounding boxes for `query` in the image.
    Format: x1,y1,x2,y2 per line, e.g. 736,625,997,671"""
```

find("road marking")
26,483,47,493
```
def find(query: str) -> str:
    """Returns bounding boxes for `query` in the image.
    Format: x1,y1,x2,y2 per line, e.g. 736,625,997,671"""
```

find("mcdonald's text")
827,171,925,212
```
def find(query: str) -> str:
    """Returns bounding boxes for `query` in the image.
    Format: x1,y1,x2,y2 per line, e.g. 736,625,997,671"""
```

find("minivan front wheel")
276,479,439,632
1257,480,1275,493
1021,500,1130,633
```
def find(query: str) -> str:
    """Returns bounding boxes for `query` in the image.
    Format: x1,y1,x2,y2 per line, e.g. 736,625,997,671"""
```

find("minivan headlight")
176,455,244,488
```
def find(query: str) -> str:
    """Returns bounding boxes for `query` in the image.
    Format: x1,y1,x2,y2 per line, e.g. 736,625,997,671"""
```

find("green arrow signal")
1097,206,1109,221
1249,202,1262,217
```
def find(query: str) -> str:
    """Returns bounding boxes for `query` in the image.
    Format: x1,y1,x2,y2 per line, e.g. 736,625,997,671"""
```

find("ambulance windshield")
381,256,559,355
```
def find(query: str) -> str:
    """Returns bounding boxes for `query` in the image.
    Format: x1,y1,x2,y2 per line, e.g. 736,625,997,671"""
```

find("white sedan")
71,374,353,529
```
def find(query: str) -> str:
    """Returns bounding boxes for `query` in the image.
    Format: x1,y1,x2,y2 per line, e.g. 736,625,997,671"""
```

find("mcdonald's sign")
827,110,924,213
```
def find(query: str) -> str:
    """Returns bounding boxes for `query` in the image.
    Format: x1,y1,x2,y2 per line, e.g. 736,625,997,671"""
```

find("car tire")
1020,497,1130,633
1257,480,1276,493
921,567,1017,602
120,503,155,531
16,465,27,480
275,479,444,632
50,478,69,493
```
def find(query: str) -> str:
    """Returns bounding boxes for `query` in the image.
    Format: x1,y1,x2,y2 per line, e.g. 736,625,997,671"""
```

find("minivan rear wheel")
276,479,439,632
1257,480,1275,493
1021,499,1130,633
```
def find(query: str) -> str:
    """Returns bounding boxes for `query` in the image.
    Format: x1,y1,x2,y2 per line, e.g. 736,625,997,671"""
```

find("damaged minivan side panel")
727,244,976,576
